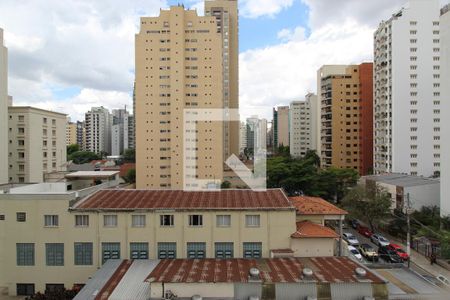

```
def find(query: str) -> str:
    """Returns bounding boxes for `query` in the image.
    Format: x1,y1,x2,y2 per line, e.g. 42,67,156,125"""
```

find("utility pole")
406,193,411,268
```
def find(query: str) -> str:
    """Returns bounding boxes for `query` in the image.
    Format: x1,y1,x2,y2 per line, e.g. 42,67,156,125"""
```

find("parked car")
437,274,450,288
358,243,379,262
371,234,390,247
357,226,373,238
378,246,403,263
350,219,360,229
387,243,409,261
343,232,360,246
348,245,362,261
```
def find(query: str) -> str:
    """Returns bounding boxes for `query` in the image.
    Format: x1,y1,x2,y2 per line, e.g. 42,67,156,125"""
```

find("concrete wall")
0,29,8,185
291,238,335,257
406,183,440,211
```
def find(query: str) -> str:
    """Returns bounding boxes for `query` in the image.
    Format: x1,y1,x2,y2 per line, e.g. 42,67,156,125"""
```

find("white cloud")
240,21,373,120
240,0,294,18
277,27,306,42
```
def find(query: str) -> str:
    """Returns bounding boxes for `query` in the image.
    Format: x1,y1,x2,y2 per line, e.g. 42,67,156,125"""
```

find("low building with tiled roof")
290,221,339,257
290,196,347,225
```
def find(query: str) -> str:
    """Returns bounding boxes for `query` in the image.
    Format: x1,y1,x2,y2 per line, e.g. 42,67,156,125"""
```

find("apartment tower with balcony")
319,64,373,175
85,107,112,155
135,5,225,189
374,0,442,177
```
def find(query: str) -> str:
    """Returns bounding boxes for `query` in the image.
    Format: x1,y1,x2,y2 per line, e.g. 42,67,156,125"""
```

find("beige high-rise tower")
135,5,225,189
0,29,8,184
205,0,240,158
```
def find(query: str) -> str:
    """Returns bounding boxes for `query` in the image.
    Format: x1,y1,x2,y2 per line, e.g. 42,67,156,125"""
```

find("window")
17,212,26,222
187,242,206,259
17,243,34,266
189,215,203,226
132,215,146,227
75,215,89,227
102,242,120,264
160,215,174,226
243,242,262,258
44,215,59,227
104,215,117,227
17,284,35,296
158,242,176,259
245,215,260,227
74,242,93,265
45,284,64,294
216,215,231,227
46,243,64,266
130,242,148,259
215,242,233,258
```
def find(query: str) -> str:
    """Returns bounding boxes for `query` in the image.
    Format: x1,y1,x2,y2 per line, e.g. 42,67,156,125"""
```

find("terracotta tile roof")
291,221,339,238
290,196,348,215
146,257,384,284
74,189,293,211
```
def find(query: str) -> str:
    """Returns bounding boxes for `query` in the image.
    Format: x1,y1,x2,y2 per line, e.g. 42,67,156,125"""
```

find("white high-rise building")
0,29,8,184
111,108,129,156
289,93,317,158
374,0,441,177
239,122,247,154
440,4,450,217
85,107,112,155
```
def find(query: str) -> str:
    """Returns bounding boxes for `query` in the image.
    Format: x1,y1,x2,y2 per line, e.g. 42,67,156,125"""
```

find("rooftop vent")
192,295,202,300
355,267,367,278
302,267,314,280
248,267,261,282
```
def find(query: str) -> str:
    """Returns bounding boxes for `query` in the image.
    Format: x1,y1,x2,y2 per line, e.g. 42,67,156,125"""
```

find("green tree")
221,180,231,189
122,148,135,163
68,151,101,164
67,144,80,156
123,168,136,184
316,168,359,203
342,185,391,231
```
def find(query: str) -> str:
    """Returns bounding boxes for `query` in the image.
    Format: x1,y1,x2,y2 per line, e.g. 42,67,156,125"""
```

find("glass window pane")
17,243,34,266
74,242,93,265
187,242,206,258
215,242,233,258
132,215,146,227
243,242,262,258
46,243,64,266
102,242,120,264
130,242,149,259
158,242,176,259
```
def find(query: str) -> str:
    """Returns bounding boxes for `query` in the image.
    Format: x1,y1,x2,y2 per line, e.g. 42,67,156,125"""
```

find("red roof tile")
146,257,384,284
290,196,348,215
291,221,339,238
74,189,293,210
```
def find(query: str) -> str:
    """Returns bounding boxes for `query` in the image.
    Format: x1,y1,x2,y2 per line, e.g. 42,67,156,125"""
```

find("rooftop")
65,171,119,179
290,196,348,215
73,189,293,211
146,257,385,284
291,221,339,239
363,173,439,187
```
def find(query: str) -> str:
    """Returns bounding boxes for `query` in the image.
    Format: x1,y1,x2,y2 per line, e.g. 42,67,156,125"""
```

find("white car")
343,233,360,246
437,274,450,287
370,234,390,247
348,245,363,261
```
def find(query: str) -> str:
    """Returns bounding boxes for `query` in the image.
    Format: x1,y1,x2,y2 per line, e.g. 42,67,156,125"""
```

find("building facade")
289,93,317,158
0,29,8,185
135,5,225,189
8,107,67,183
66,121,77,146
127,115,135,150
85,107,111,155
111,108,129,156
239,121,247,154
273,106,289,148
374,0,442,177
76,121,86,151
205,0,240,158
319,64,373,175
441,4,450,217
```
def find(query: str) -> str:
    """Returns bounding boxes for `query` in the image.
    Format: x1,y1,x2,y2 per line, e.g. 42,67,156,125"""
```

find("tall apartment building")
85,107,111,155
66,121,77,146
289,93,317,158
319,64,373,175
245,116,267,156
273,106,289,148
0,29,8,184
441,4,450,217
374,0,442,177
128,115,135,150
135,5,224,189
239,122,247,154
111,108,129,156
76,121,86,150
205,0,240,158
8,107,67,183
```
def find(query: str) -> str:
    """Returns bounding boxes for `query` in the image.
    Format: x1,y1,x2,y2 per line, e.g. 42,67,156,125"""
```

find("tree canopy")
342,185,391,231
123,168,136,184
122,148,135,163
66,144,80,156
68,151,101,164
266,151,358,201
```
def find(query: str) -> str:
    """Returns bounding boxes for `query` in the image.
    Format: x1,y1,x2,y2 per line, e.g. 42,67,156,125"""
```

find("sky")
0,0,448,121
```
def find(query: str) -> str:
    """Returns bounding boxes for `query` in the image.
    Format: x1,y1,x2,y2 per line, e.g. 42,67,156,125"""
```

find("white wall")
0,29,8,184
406,183,440,211
441,6,450,217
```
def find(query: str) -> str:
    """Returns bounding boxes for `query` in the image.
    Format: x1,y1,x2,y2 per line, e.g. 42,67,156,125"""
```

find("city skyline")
1,0,449,122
